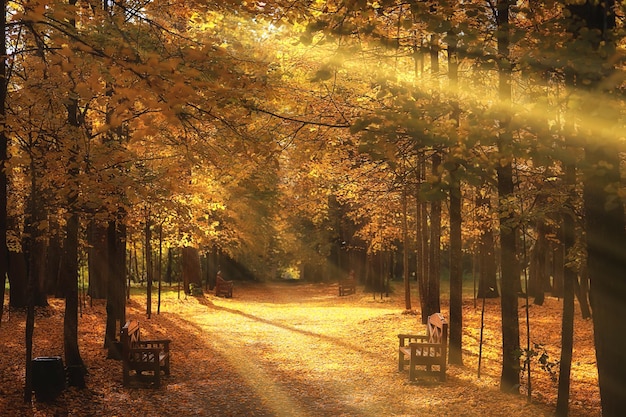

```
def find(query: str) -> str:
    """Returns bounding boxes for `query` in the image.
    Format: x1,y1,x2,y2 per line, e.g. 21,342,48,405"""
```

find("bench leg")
409,361,416,381
154,361,161,388
409,353,416,381
164,355,170,376
123,365,130,387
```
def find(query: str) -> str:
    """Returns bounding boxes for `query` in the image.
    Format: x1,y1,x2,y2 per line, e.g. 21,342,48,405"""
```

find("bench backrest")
426,313,448,346
121,320,141,353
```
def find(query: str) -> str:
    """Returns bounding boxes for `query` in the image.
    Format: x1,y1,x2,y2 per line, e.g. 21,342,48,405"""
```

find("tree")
476,190,499,299
556,158,577,416
87,222,108,299
564,2,626,414
0,0,7,326
495,0,521,393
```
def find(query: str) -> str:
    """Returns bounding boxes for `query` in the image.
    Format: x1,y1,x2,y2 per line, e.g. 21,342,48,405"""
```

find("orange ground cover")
0,281,600,416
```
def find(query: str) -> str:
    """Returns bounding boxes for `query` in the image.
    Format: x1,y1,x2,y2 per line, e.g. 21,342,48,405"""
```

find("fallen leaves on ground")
0,281,600,417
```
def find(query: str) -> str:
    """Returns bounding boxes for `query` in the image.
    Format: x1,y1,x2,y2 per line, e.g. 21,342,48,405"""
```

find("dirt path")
1,281,599,416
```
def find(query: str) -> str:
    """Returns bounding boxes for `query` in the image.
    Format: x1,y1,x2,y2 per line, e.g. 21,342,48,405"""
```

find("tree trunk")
551,227,565,299
477,192,499,298
574,272,591,319
105,219,126,358
62,211,85,387
583,145,626,416
166,247,174,285
556,163,577,416
145,214,152,318
496,0,520,393
87,222,108,299
46,225,63,297
23,154,40,403
402,187,411,311
447,31,463,366
182,246,202,295
416,160,429,323
62,77,86,386
8,250,28,308
449,165,463,365
425,152,441,319
497,161,520,393
0,0,8,327
567,3,626,415
24,251,35,403
528,219,549,305
158,224,163,314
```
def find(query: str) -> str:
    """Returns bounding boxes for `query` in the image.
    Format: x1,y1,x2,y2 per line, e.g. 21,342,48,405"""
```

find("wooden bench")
338,277,356,296
120,320,171,388
398,312,448,382
215,274,233,298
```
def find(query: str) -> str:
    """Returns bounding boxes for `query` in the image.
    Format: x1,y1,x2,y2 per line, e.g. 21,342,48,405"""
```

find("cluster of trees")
0,1,625,415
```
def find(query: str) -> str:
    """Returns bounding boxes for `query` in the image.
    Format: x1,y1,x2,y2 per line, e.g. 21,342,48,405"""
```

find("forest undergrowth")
0,281,599,417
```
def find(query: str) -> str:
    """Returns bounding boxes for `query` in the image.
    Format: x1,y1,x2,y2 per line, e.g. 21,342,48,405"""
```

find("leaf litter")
0,281,599,416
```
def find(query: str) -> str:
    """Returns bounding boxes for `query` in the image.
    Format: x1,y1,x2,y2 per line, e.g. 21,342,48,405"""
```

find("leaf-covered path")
1,281,599,416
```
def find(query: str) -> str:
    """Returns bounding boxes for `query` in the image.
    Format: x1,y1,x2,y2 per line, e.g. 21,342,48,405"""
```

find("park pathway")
145,282,557,417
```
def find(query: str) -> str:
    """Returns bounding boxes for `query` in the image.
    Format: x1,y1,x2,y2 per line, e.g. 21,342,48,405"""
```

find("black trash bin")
32,356,65,402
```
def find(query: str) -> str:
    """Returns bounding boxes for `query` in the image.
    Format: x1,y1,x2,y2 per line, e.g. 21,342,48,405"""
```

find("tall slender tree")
61,0,86,387
447,24,463,366
0,0,8,326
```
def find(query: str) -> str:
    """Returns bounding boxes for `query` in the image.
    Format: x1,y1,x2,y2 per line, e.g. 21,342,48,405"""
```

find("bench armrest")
398,333,428,346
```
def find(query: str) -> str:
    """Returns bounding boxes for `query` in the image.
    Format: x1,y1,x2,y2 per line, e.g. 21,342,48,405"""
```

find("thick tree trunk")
583,145,626,416
496,0,520,393
46,226,63,297
62,211,86,387
105,219,126,358
62,84,86,387
87,222,108,299
8,250,28,308
497,161,520,393
567,3,626,415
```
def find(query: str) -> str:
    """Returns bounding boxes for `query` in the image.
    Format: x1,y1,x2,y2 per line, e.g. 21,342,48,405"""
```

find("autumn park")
0,0,625,416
